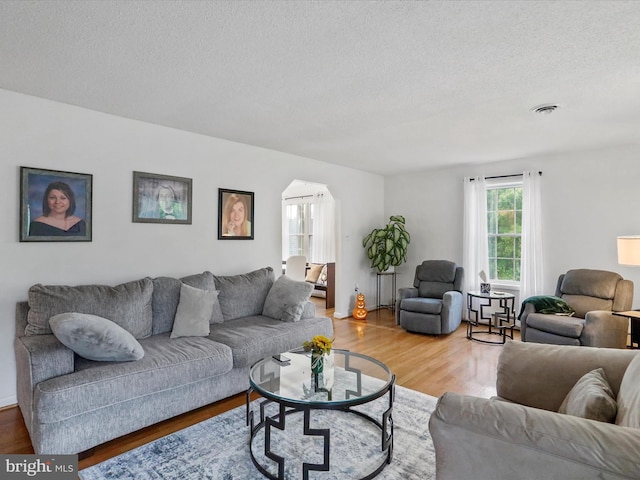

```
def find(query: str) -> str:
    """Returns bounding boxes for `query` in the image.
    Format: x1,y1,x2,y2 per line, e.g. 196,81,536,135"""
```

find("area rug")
79,385,438,480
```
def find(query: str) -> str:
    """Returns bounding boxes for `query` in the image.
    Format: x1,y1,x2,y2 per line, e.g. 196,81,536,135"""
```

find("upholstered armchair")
521,269,633,348
429,341,640,480
396,260,464,335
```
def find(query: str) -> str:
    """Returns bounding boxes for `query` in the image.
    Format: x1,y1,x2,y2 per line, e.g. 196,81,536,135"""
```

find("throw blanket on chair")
518,295,575,320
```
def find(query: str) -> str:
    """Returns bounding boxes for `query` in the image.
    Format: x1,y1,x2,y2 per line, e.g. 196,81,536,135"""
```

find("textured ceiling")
1,0,639,175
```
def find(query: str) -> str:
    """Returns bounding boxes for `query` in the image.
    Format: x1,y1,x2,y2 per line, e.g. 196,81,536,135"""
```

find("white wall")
0,89,384,407
385,145,640,310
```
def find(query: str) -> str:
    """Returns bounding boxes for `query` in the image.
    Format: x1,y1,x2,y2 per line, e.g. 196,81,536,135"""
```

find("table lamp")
617,235,640,266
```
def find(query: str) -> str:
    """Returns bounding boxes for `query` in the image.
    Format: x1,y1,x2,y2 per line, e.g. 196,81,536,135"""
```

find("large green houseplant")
362,215,411,272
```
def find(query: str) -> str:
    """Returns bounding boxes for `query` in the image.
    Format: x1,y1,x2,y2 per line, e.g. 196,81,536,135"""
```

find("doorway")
282,180,336,308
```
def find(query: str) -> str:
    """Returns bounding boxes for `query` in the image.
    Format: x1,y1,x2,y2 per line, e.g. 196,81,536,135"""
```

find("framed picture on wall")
132,171,193,224
218,188,254,240
20,166,93,242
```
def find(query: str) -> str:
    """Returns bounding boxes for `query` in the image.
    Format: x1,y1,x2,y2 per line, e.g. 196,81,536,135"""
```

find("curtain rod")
282,194,315,200
469,171,542,181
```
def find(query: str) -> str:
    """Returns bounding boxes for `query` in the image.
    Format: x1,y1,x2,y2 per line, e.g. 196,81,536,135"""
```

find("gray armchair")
521,269,634,348
396,260,464,335
429,341,640,480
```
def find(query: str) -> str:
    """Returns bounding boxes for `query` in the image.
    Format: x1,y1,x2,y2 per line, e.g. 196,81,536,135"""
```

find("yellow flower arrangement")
302,335,333,355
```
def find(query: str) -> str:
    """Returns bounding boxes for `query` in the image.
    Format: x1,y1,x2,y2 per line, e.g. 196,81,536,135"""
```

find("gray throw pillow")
558,368,617,423
152,273,224,334
262,275,314,322
213,267,275,321
50,312,144,362
26,278,153,339
170,284,217,338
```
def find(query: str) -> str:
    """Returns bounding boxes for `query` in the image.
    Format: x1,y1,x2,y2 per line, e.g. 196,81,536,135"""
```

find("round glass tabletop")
249,349,393,407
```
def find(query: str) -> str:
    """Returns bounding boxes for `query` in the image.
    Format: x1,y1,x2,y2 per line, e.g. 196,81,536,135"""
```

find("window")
285,202,314,259
487,184,522,282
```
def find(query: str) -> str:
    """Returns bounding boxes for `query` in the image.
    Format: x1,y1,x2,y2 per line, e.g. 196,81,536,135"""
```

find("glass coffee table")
247,349,395,480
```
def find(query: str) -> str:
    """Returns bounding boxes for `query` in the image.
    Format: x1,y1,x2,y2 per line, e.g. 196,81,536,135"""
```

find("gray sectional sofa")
14,267,333,455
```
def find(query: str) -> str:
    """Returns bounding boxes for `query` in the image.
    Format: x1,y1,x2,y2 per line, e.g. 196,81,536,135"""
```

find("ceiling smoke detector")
531,103,559,115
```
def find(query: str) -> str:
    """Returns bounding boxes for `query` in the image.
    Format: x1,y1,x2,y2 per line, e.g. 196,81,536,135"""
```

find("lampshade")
617,236,640,266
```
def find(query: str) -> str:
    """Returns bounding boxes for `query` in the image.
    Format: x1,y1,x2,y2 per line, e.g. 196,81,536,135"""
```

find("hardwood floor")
0,298,518,469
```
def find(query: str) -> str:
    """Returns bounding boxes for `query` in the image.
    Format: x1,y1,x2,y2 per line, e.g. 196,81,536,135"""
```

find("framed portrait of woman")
20,167,93,242
218,188,254,240
132,171,193,225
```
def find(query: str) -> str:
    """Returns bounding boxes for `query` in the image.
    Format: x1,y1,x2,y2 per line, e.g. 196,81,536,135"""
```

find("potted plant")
362,215,411,272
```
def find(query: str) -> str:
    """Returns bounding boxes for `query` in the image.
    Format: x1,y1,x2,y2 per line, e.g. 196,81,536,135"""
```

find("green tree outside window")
487,187,522,281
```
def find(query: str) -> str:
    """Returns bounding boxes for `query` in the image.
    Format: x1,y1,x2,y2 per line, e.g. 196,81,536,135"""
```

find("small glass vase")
311,351,326,374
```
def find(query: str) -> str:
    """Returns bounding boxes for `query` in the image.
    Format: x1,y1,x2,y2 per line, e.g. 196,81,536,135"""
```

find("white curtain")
463,176,489,302
310,192,336,263
520,171,544,301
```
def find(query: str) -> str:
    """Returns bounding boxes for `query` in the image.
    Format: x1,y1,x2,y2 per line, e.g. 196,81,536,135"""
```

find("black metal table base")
246,381,394,480
467,293,516,345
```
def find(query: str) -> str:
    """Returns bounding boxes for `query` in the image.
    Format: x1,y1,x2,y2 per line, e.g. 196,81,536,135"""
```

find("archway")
282,180,337,308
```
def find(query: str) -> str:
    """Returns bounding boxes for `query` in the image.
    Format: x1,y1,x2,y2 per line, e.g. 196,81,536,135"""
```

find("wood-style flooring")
0,298,518,469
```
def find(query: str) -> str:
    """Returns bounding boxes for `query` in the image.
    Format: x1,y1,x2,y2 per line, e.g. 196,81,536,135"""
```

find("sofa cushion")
616,353,640,428
558,368,617,423
34,334,233,424
210,314,334,368
526,313,584,338
152,273,224,335
263,275,314,322
213,267,275,321
170,284,218,339
400,297,443,315
26,278,153,339
560,269,621,299
49,313,144,362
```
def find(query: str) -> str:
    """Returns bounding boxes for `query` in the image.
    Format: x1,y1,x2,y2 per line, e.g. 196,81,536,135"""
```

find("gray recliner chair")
521,268,634,348
396,260,464,335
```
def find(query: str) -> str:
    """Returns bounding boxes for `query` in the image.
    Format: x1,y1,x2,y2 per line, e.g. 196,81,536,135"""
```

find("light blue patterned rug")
79,385,437,480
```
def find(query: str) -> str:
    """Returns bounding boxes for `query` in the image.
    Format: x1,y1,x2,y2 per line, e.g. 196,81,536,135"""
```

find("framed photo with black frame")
20,166,93,242
218,188,254,240
132,171,193,224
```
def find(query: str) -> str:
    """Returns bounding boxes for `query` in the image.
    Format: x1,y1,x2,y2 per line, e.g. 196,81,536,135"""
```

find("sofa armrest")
15,334,75,387
14,334,74,434
396,287,418,324
581,310,630,348
440,291,463,332
496,341,638,411
518,302,536,341
429,392,640,480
